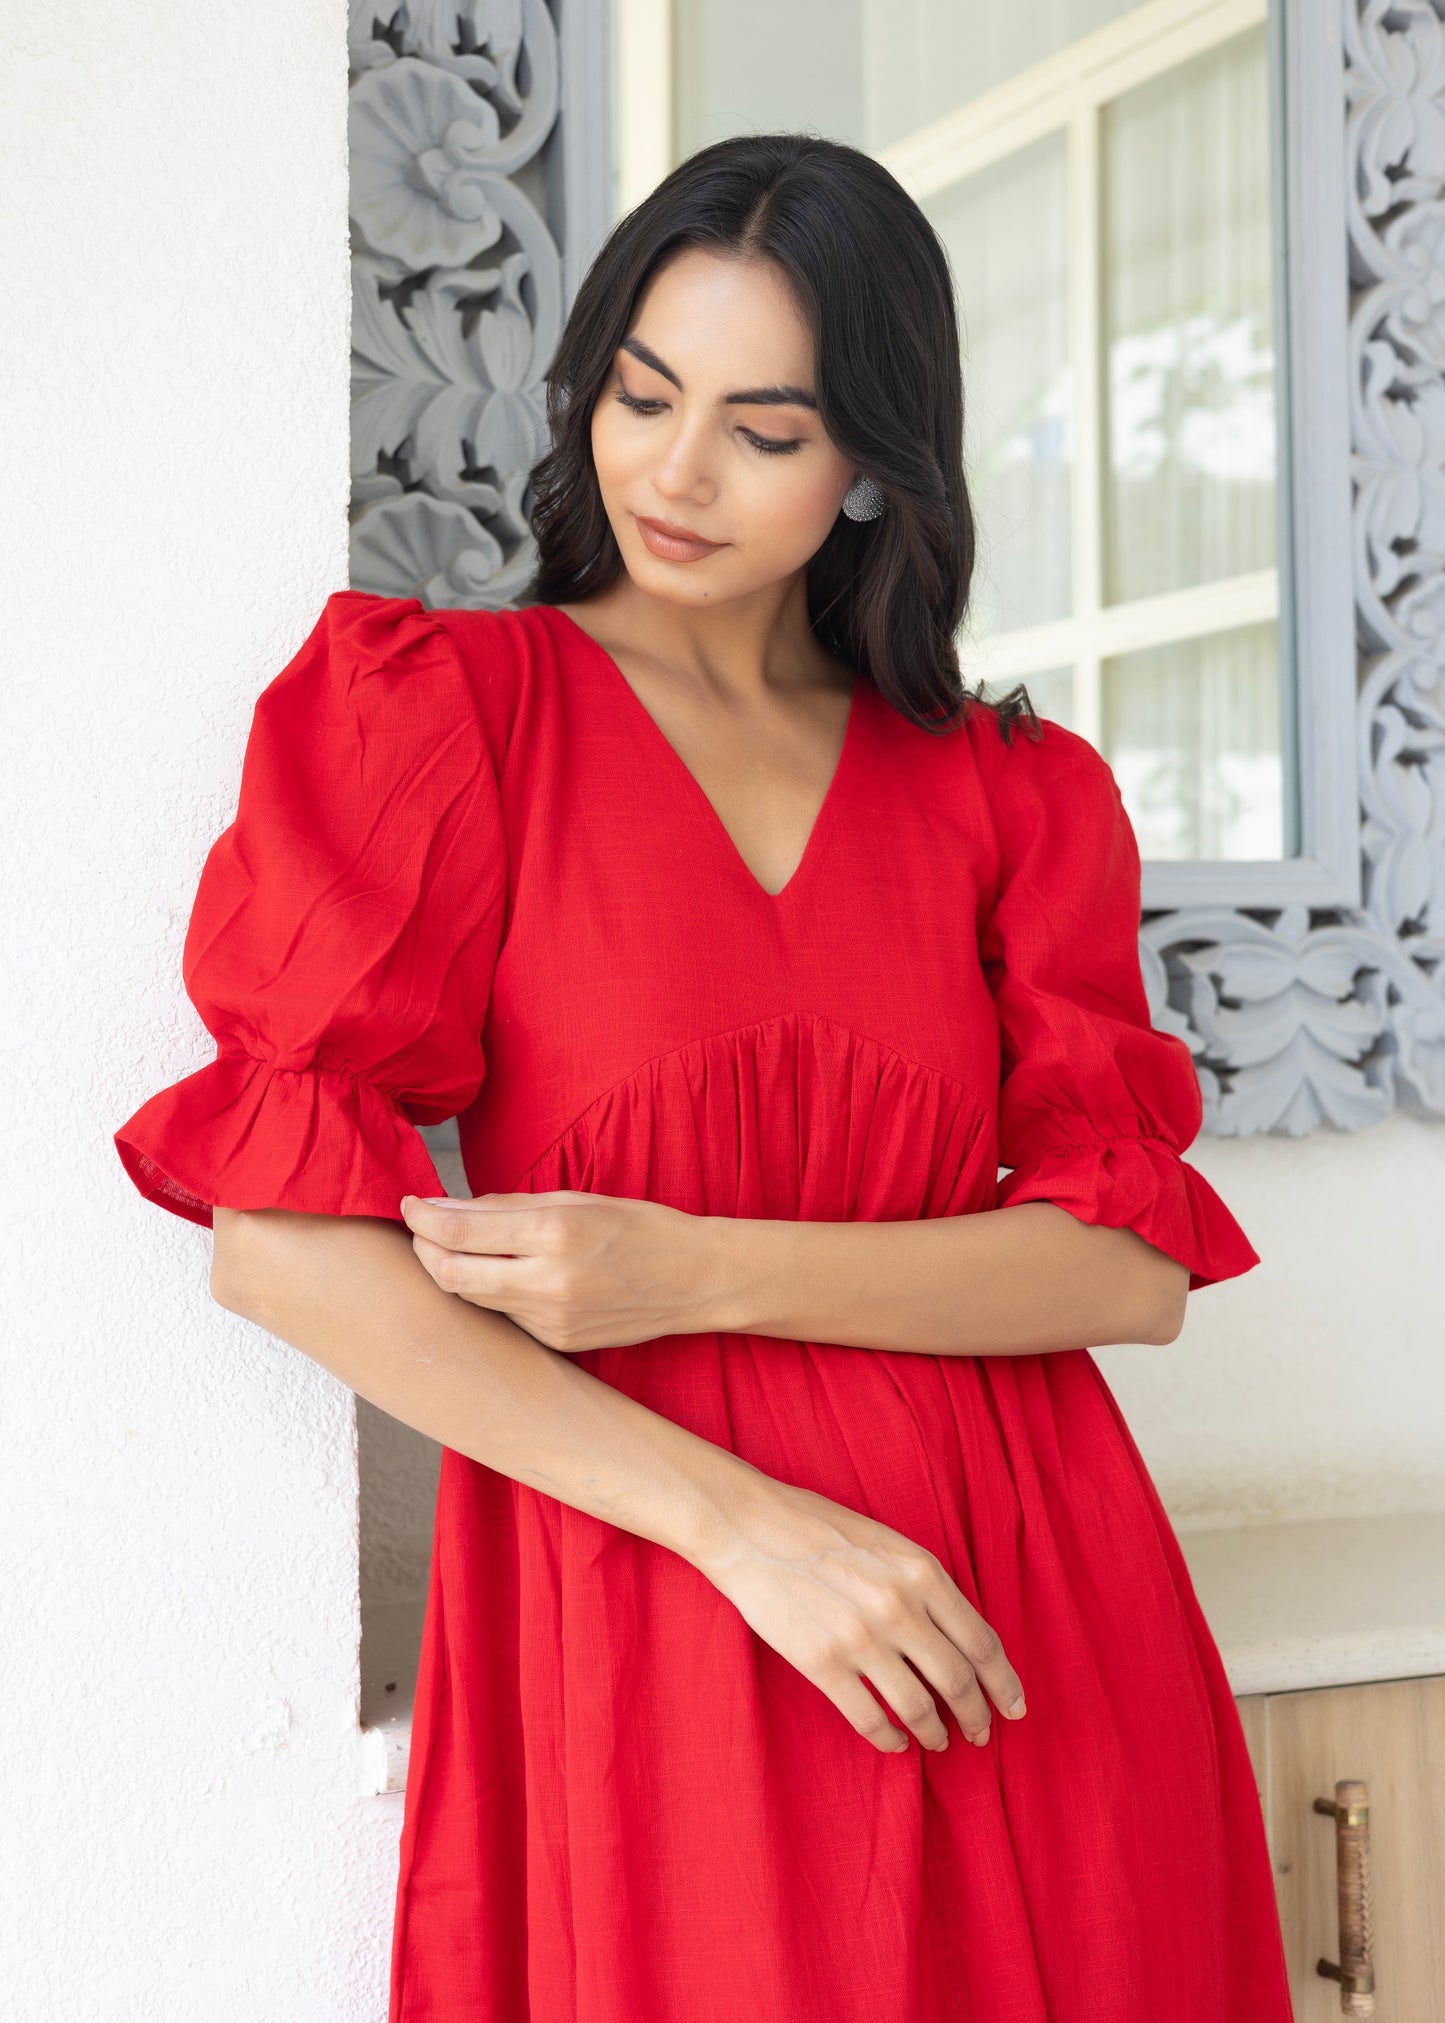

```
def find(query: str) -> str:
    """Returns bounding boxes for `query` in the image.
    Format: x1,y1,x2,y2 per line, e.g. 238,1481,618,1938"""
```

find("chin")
620,542,740,606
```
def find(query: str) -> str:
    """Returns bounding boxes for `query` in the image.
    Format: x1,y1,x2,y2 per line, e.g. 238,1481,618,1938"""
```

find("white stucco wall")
4,6,1443,2020
1099,1114,1445,1531
1,7,402,2020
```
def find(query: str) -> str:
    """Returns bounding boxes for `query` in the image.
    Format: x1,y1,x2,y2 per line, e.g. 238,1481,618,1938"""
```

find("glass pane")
861,0,1145,152
1102,625,1283,860
977,666,1075,729
674,1,866,157
1101,26,1277,603
923,134,1072,637
674,1,1147,158
1021,667,1076,729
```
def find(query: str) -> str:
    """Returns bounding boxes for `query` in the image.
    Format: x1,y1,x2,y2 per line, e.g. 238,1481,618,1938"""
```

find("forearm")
210,1206,768,1564
704,1200,1189,1355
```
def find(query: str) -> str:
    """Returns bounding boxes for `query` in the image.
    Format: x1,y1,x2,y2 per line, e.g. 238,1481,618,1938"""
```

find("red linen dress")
115,591,1294,2022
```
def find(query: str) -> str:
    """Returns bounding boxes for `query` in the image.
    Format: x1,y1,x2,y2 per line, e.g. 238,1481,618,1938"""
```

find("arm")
703,1198,1190,1353
211,1203,1031,1753
210,1204,763,1555
400,1187,1188,1360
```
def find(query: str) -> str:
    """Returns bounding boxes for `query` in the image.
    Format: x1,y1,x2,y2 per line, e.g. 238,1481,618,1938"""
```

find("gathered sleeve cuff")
114,1053,451,1229
975,711,1260,1293
113,591,507,1230
993,1131,1258,1292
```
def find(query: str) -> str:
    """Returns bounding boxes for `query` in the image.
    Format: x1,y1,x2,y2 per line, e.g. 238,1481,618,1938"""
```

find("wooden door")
1236,1676,1445,2018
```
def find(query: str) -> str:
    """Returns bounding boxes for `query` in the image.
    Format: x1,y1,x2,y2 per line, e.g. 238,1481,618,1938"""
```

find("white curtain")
924,136,1073,641
1102,25,1277,602
1100,25,1281,857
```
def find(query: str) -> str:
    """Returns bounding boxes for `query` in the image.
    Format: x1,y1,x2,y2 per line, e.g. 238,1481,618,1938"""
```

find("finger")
410,1231,526,1307
900,1625,994,1745
860,1649,952,1752
925,1590,1027,1723
817,1668,913,1755
400,1196,534,1256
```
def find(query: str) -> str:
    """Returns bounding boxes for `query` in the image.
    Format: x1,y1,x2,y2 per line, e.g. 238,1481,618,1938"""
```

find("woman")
115,135,1294,2020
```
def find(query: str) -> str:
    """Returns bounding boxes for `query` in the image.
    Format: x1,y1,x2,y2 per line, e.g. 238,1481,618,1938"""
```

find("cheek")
589,408,617,491
590,404,644,497
741,458,847,559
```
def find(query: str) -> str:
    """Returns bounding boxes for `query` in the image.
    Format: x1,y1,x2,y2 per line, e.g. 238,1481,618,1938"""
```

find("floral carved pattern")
1140,0,1445,1135
347,0,562,607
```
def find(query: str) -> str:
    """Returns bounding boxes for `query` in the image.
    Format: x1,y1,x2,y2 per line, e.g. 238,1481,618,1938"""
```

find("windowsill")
1174,1509,1445,1698
357,1512,1445,1794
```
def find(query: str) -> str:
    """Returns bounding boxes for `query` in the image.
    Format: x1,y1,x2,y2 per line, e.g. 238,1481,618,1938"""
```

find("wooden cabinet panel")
1236,1691,1269,1815
1236,1676,1445,2019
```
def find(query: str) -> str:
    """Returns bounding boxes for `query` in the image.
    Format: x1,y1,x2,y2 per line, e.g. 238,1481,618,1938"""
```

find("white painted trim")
965,569,1281,679
614,0,674,216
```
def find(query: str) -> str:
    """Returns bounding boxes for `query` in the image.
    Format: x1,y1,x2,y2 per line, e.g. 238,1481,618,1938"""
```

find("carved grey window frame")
1143,0,1445,1136
346,0,1445,1140
1142,0,1357,918
346,0,611,609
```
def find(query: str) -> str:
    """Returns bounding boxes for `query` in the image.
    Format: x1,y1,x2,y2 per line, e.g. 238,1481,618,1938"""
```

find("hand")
690,1470,1027,1754
399,1190,723,1352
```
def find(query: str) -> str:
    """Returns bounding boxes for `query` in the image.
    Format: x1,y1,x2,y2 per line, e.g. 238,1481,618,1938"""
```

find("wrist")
694,1211,793,1336
669,1440,778,1575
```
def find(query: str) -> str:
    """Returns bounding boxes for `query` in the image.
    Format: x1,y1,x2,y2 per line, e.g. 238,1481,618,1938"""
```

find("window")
904,15,1282,867
618,0,1358,910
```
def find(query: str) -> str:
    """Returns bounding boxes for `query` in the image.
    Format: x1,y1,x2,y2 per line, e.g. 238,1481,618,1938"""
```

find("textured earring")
841,473,885,523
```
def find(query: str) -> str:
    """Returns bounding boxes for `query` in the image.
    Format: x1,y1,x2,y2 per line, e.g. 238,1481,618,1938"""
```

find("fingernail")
423,1196,451,1205
1006,1695,1027,1719
973,1725,991,1747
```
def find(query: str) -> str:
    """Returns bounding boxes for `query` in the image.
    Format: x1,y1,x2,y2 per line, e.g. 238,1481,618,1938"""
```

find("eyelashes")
612,388,804,457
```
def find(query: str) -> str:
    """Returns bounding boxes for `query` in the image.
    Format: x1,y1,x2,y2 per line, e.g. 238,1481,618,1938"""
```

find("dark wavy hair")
520,132,1040,742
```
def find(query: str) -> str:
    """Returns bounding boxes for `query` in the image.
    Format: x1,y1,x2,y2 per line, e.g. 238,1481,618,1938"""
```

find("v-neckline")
544,604,864,903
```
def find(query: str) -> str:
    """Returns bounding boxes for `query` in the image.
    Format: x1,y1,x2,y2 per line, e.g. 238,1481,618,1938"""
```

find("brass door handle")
1313,1779,1375,2015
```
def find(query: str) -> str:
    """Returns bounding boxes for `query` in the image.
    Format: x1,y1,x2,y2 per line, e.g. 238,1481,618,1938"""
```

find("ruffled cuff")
114,1051,447,1229
995,1131,1260,1291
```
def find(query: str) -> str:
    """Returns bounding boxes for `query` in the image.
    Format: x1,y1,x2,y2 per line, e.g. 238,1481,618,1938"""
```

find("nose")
649,410,718,508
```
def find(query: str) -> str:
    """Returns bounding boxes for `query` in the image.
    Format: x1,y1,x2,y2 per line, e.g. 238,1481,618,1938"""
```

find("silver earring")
841,473,885,523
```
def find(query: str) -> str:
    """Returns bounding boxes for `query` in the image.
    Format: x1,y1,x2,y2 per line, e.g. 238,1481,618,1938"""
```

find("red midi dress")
115,591,1295,2022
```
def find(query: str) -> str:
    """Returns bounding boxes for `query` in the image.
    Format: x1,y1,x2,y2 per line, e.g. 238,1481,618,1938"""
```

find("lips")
634,515,727,563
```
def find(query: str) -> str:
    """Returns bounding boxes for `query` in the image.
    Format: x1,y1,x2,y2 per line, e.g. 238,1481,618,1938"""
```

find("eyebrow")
620,335,818,411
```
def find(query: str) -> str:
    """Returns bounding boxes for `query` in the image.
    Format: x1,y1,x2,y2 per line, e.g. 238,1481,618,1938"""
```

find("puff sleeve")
113,592,506,1229
978,717,1259,1291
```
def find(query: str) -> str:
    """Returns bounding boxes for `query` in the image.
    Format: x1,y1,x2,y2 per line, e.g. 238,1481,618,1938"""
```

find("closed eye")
613,387,803,456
